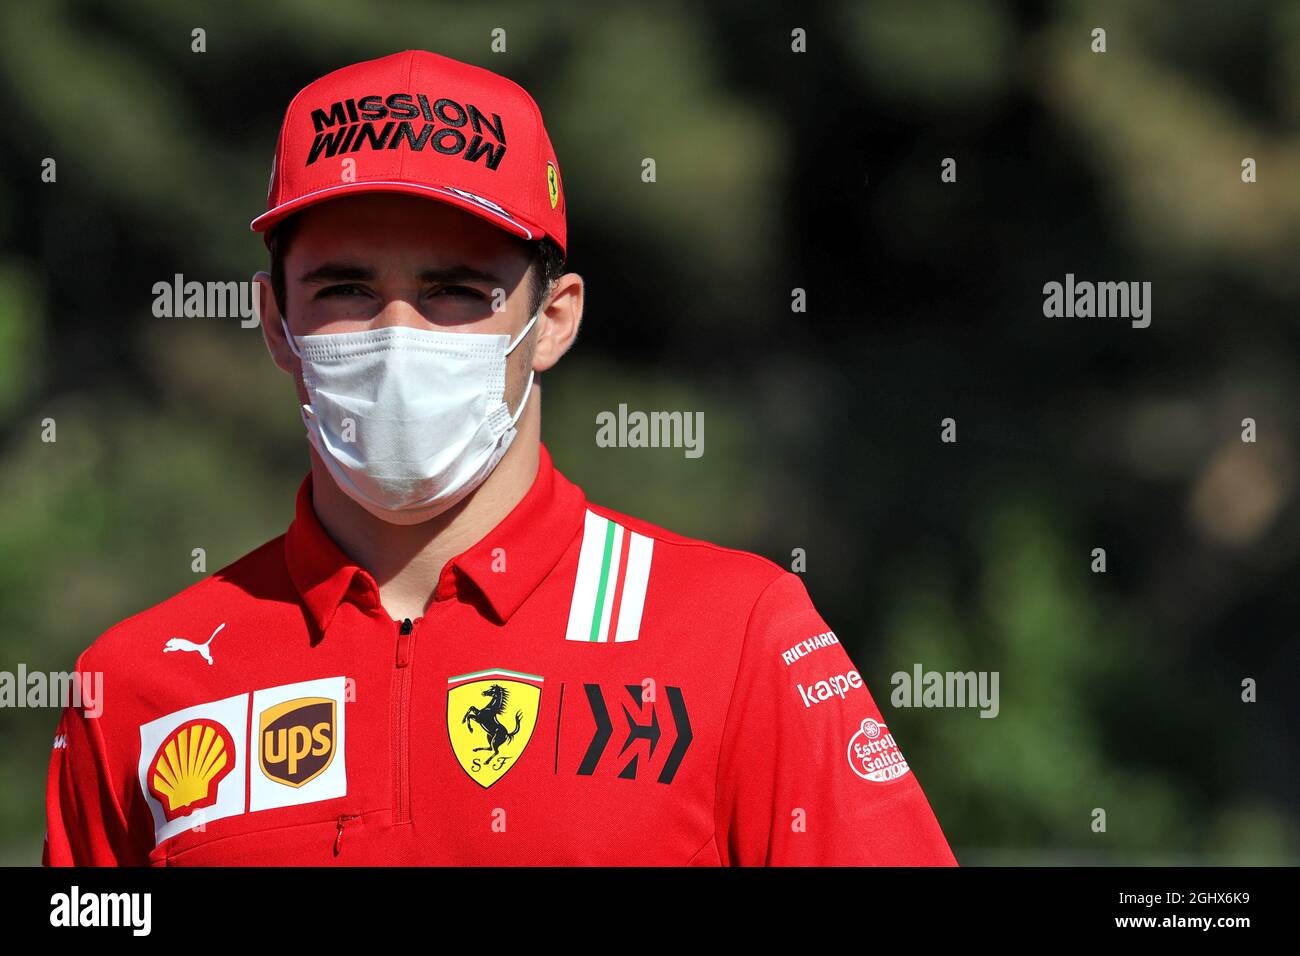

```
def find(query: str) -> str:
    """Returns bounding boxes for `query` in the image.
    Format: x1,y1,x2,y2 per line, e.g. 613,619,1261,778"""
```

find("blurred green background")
1,0,1297,864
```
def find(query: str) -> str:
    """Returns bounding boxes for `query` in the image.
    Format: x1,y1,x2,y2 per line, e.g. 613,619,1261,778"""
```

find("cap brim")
249,180,543,245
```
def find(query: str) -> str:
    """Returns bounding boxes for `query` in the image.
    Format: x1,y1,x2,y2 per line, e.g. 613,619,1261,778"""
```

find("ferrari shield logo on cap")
546,162,560,209
447,669,543,788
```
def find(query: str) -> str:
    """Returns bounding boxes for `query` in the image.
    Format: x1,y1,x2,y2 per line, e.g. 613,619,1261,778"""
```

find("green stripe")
588,518,617,642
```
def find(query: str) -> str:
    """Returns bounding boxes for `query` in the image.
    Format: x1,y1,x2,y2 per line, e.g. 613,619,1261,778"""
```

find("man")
44,50,956,866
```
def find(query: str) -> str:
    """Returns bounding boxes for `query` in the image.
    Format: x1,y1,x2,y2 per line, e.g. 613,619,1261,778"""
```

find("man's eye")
316,284,368,299
432,285,484,299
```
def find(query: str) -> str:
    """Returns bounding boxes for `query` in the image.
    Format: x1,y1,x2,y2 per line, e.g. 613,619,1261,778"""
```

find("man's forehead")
286,194,532,271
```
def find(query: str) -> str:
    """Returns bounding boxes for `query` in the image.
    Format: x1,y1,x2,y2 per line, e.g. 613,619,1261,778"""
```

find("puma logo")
163,622,225,666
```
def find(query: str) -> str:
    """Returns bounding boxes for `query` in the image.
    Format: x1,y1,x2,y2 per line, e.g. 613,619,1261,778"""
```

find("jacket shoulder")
582,500,791,606
75,534,288,674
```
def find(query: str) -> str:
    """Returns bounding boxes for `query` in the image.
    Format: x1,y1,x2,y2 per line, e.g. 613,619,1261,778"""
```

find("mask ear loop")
505,312,540,426
281,318,317,434
281,317,304,359
506,312,539,354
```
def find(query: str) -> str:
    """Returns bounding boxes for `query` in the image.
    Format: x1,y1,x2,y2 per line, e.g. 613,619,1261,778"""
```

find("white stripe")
594,523,624,642
614,532,654,643
565,511,610,642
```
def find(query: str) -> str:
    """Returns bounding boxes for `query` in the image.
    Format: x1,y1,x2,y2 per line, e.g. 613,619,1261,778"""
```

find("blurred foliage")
0,0,1297,864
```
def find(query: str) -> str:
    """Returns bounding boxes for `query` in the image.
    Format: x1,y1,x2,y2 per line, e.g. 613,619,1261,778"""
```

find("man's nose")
369,294,428,330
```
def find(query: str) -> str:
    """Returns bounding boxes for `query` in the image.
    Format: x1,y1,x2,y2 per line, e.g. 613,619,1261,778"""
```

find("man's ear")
254,272,295,376
531,272,584,373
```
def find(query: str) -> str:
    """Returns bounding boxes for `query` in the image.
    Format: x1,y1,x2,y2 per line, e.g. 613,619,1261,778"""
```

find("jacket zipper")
334,813,360,856
393,617,416,825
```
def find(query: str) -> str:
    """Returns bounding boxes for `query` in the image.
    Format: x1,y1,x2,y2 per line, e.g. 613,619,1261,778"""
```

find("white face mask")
282,313,538,525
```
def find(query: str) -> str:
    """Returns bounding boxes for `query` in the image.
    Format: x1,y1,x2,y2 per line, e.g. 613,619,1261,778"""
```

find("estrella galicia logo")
577,684,692,783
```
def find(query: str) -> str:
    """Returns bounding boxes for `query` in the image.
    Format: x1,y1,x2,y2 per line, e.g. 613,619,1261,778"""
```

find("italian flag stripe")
613,531,653,643
588,519,618,642
566,510,654,643
606,526,633,644
447,668,544,684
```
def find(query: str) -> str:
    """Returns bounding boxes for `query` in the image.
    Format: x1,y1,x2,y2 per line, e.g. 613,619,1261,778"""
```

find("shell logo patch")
546,162,560,209
847,717,911,783
147,718,236,822
447,669,543,788
138,692,248,845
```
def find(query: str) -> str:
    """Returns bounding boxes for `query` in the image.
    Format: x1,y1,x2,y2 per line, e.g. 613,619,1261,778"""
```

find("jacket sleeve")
715,571,957,866
43,653,146,866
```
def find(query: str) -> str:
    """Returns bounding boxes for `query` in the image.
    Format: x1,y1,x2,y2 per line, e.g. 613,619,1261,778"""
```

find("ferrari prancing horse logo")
546,162,560,209
446,669,543,788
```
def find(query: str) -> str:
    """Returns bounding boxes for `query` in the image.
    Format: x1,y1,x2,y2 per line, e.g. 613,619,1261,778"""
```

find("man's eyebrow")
297,262,376,284
296,262,507,286
416,265,506,286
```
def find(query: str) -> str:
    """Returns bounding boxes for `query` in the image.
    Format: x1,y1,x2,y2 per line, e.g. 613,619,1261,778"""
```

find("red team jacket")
43,445,956,866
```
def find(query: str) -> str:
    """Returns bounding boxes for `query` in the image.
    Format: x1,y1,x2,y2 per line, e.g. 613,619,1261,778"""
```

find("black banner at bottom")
0,866,1283,942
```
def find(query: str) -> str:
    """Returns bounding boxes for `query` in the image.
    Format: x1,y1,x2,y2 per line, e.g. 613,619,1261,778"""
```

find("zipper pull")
396,617,414,668
334,814,358,856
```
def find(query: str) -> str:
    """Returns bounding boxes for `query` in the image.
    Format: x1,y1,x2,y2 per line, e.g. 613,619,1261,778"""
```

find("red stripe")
605,528,633,642
244,691,254,811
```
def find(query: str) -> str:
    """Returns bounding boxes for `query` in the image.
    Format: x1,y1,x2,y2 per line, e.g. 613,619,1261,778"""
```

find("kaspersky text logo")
795,669,863,708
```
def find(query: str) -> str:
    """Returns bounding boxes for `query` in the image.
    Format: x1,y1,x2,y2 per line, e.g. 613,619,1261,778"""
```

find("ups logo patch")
259,697,336,787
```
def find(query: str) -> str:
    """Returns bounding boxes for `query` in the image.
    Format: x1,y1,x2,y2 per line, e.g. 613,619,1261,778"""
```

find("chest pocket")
155,809,386,866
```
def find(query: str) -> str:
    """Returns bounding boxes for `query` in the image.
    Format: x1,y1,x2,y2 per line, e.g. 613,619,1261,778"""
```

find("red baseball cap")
250,50,566,257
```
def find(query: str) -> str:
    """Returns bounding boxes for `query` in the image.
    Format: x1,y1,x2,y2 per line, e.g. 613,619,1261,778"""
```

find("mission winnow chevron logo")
565,510,654,643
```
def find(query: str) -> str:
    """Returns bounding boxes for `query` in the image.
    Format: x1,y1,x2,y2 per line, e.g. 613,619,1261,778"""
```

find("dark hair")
268,214,566,319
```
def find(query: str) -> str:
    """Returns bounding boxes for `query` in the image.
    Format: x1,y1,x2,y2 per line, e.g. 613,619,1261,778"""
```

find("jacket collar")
284,443,586,634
